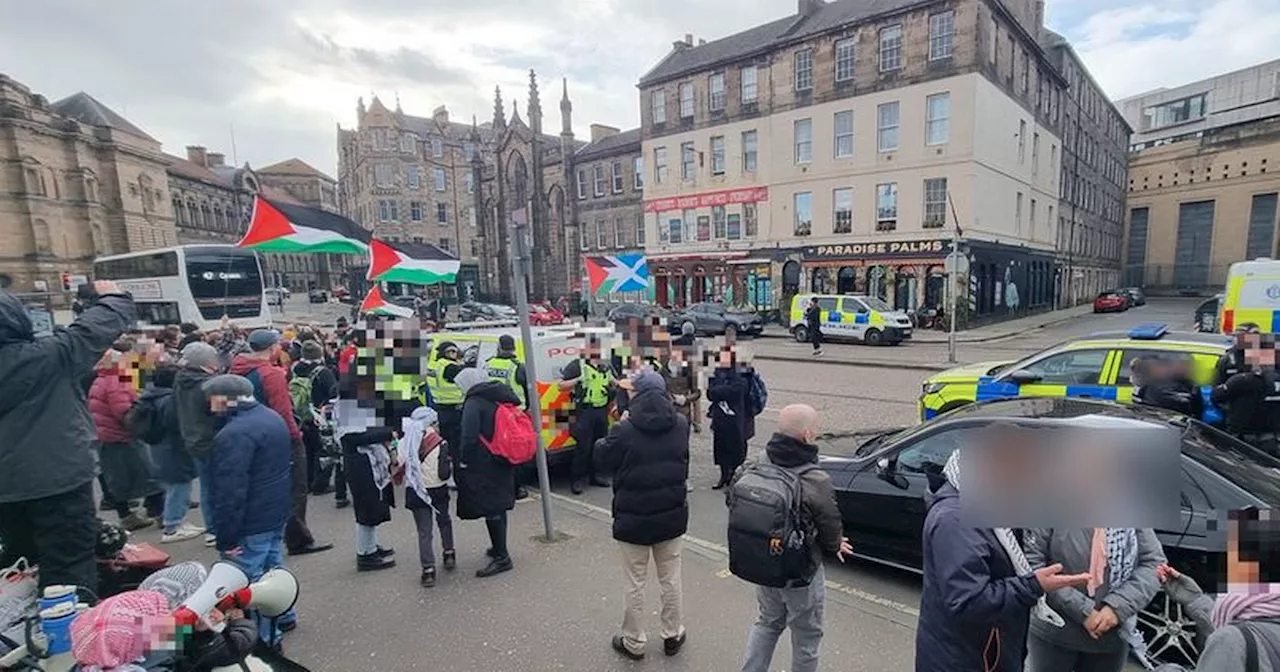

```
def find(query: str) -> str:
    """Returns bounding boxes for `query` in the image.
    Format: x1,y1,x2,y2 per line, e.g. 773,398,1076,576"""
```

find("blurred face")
209,394,230,414
585,341,602,361
443,347,460,361
1226,519,1259,585
717,348,734,368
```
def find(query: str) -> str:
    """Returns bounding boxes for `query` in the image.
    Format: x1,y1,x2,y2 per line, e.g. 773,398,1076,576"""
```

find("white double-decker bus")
93,244,271,329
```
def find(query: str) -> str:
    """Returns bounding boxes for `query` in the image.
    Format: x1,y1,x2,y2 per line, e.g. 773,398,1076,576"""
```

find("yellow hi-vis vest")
427,358,464,406
379,371,419,402
485,356,525,407
579,361,612,408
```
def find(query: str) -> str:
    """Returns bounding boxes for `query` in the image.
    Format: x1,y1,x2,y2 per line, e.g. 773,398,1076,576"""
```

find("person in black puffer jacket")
594,370,690,661
453,368,520,579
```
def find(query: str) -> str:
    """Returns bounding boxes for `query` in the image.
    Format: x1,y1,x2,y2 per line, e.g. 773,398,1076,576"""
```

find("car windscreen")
860,297,893,312
1181,422,1280,506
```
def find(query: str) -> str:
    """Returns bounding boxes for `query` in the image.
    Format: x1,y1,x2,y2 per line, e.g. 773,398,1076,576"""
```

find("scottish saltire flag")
366,239,460,284
585,254,650,294
237,196,369,254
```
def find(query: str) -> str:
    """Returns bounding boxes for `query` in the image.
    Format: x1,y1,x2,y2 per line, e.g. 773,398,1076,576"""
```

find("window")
683,209,697,242
635,213,646,245
876,183,898,231
463,141,476,160
929,10,955,60
713,205,727,238
437,202,448,223
794,118,813,164
1015,350,1109,385
835,38,856,82
681,142,695,180
434,167,446,192
926,93,950,145
410,200,423,221
833,188,853,234
744,203,758,237
794,192,813,236
468,207,477,228
879,24,903,71
431,137,443,158
593,165,606,196
727,211,742,240
794,49,814,91
668,217,683,244
400,133,415,153
710,136,726,175
576,170,587,199
374,164,393,187
377,199,397,221
1018,120,1027,163
595,220,607,248
680,83,694,118
615,217,627,248
650,88,670,123
697,214,711,243
611,161,624,193
741,66,758,104
742,130,758,171
709,73,725,112
1141,93,1205,130
878,102,900,152
1015,192,1023,232
923,178,947,228
633,156,644,190
407,166,421,189
834,110,854,158
1030,198,1038,234
581,225,590,250
465,171,474,194
895,429,971,473
1050,145,1058,176
438,237,451,252
654,147,668,183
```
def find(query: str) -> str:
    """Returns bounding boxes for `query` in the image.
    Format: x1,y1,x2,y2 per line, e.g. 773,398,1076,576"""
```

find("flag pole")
945,193,964,364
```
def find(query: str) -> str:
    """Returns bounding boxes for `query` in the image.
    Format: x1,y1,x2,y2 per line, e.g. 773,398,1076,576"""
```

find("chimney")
798,0,824,16
433,105,449,125
207,153,225,167
685,34,694,46
589,124,621,142
186,145,207,166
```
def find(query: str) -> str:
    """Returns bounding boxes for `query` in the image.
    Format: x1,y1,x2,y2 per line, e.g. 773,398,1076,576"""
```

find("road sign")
945,251,969,275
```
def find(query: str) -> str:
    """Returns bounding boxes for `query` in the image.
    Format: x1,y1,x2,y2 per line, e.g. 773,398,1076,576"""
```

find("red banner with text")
644,186,770,214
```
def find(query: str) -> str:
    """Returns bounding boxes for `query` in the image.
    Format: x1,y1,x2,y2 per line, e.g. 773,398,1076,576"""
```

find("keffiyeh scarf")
400,406,442,504
1089,527,1152,668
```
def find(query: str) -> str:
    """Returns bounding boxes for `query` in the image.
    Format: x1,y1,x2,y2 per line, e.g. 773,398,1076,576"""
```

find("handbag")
0,557,37,651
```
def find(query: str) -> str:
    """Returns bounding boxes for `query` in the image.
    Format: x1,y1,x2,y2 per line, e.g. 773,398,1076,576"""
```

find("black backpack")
125,393,168,445
726,459,818,588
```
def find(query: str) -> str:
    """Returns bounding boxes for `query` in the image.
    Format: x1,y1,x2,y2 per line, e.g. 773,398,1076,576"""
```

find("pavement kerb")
538,490,922,628
757,307,1092,345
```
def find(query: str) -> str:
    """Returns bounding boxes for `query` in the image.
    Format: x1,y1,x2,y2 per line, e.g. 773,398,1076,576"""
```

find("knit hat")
437,341,459,356
180,342,219,371
454,367,489,394
138,561,208,610
301,340,325,362
71,590,171,668
632,369,667,395
247,329,280,352
201,374,255,400
498,334,516,352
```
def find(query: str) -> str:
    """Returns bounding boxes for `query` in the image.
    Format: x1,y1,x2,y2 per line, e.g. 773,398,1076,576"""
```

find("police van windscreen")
861,296,893,312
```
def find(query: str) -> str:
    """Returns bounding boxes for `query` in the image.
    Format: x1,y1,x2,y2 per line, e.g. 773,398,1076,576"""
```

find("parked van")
1220,258,1280,333
788,294,913,346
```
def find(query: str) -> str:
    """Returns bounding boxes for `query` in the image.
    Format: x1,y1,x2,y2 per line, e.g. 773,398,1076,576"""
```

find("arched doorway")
866,266,887,301
836,266,856,294
894,267,919,311
925,266,945,310
781,261,801,326
811,267,832,294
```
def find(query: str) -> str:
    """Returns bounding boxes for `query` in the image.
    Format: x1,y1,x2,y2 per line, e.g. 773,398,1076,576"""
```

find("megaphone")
174,561,249,631
217,567,299,618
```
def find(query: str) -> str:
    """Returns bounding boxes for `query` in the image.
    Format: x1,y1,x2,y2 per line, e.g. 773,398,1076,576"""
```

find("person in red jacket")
88,350,162,530
229,330,333,558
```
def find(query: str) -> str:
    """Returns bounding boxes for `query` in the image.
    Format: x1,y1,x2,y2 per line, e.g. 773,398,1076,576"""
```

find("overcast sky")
2,0,1278,175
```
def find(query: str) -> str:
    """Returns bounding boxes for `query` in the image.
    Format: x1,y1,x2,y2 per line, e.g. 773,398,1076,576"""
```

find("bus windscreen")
184,248,264,320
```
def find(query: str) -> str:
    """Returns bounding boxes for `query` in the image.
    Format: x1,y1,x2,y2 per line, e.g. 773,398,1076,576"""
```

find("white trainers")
161,523,206,544
203,533,217,547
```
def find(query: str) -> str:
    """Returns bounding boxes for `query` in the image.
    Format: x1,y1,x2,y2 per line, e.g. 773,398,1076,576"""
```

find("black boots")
357,552,395,571
664,631,687,656
443,549,457,572
476,555,513,578
420,566,436,587
478,517,512,577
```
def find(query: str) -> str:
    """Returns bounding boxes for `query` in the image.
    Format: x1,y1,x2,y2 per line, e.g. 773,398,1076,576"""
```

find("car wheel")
1137,590,1200,667
863,328,883,346
793,325,809,343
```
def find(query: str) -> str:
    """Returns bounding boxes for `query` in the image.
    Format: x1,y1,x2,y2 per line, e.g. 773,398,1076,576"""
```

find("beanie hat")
201,374,255,400
247,329,280,352
180,342,219,371
498,334,516,352
454,367,489,394
301,340,325,362
632,369,667,395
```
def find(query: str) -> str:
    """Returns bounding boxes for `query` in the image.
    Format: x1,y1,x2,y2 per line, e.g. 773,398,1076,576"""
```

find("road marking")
542,491,921,621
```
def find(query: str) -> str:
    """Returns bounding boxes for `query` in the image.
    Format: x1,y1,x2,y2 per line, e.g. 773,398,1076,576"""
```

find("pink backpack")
482,403,537,465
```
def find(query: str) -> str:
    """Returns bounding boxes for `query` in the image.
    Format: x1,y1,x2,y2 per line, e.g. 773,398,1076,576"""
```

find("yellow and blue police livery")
788,294,913,346
918,323,1234,423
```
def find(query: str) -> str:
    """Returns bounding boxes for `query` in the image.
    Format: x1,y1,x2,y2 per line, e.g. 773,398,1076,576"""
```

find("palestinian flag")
237,196,370,254
366,239,460,285
358,285,414,317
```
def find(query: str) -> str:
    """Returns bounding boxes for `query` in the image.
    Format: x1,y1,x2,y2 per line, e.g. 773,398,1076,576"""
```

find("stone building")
164,146,322,291
636,0,1069,325
1041,31,1132,305
0,74,176,292
1120,59,1280,292
571,125,646,308
338,73,587,302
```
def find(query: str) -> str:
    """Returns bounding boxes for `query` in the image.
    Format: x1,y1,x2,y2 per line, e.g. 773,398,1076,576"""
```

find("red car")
529,303,566,326
1092,290,1130,313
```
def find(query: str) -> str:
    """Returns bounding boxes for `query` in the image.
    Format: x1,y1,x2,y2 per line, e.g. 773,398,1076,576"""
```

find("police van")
1219,258,1280,333
788,294,913,346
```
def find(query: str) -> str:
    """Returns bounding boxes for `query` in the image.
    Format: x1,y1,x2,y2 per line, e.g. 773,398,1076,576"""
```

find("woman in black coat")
706,348,750,489
453,368,519,578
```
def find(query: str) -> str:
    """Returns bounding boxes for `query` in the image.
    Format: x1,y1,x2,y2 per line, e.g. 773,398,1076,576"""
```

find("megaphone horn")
175,561,249,630
218,567,299,619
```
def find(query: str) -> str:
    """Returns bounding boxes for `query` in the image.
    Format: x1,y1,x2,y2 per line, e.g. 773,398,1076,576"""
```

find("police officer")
1135,355,1203,419
427,341,467,461
1211,335,1280,457
558,336,616,495
486,334,531,500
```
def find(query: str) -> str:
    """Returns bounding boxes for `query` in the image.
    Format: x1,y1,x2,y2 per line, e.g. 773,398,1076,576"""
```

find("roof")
259,184,304,206
49,92,155,141
574,127,642,160
639,0,924,86
395,111,584,153
258,158,334,181
163,153,229,187
1077,330,1234,349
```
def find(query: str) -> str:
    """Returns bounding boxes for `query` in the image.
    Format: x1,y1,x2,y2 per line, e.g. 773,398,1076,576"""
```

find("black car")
817,397,1280,666
307,289,328,304
606,303,672,326
1194,294,1223,333
1121,286,1147,306
672,302,765,337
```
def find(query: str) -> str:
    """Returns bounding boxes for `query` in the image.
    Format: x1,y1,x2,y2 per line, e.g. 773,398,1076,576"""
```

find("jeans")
356,524,379,556
410,486,454,569
741,565,826,672
617,538,684,656
195,456,216,537
161,481,193,533
220,527,294,646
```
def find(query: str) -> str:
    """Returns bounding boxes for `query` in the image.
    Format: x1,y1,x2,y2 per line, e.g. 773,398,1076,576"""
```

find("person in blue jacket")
916,427,1093,672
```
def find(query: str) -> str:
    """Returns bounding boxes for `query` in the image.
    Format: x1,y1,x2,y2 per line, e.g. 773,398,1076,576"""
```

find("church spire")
560,77,573,137
493,85,506,129
528,69,542,134
511,99,521,126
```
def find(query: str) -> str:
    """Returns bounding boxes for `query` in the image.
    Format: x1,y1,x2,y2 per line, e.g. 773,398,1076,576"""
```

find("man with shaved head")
739,404,851,672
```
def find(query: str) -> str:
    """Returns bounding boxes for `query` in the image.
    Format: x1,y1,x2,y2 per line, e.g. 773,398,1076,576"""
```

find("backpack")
289,367,324,423
481,403,537,465
747,371,768,416
125,394,168,445
1239,618,1280,672
726,460,818,588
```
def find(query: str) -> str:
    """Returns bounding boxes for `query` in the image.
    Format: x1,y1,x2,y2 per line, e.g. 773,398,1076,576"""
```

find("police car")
917,323,1235,422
